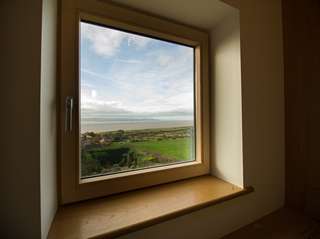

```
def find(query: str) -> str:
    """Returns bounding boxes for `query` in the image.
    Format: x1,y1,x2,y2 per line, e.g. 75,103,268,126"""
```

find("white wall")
119,0,285,238
40,0,58,238
211,11,243,187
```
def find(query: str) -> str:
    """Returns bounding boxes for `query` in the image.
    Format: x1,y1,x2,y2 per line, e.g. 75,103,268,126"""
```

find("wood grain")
48,176,253,239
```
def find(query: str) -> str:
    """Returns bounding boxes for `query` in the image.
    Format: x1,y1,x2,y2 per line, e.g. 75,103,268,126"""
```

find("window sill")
48,176,253,239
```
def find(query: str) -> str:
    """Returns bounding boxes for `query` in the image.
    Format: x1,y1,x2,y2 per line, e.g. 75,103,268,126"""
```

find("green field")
81,127,194,178
112,138,192,161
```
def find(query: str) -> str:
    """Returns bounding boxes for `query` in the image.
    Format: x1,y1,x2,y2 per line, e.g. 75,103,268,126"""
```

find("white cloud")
81,68,131,89
127,34,150,48
108,50,193,113
81,85,125,112
115,59,142,64
81,22,150,57
80,22,194,115
91,89,97,98
157,54,173,66
81,23,125,57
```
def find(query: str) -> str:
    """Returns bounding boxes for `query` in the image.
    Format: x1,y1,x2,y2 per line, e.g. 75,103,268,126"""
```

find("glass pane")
80,21,195,179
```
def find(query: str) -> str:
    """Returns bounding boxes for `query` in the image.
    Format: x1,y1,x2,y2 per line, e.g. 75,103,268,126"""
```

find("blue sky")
80,21,194,116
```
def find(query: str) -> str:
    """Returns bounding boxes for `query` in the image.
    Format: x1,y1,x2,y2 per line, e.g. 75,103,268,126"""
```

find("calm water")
80,113,194,133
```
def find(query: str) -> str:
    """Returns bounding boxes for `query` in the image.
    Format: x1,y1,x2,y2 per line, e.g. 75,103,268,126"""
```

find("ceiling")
111,0,237,30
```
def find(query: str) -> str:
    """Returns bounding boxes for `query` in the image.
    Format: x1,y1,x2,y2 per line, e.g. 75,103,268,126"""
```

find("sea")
80,113,194,133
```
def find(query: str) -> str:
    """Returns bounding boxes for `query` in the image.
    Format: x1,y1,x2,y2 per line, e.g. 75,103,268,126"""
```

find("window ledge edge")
48,176,254,239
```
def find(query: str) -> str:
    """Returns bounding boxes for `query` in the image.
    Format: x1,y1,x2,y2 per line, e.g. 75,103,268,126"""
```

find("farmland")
81,127,195,178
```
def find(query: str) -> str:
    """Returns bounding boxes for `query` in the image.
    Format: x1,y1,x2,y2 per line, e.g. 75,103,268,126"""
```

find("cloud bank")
80,21,194,116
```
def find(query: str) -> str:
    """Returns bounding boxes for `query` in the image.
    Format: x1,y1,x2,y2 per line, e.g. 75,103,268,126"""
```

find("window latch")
65,96,74,132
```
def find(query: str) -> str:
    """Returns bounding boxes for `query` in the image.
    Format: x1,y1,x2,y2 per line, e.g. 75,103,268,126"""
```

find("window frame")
59,0,210,204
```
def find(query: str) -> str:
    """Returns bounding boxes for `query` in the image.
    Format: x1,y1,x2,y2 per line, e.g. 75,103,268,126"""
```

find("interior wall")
211,11,243,187
0,0,43,238
40,0,58,238
119,0,285,238
283,0,320,219
0,0,58,238
236,0,285,192
0,0,285,238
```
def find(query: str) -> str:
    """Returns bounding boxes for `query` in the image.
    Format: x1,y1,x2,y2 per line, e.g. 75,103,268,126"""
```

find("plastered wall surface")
119,1,285,238
211,12,243,187
40,0,58,238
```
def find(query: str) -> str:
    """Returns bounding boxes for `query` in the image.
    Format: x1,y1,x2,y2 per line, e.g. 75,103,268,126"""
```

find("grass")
130,138,193,161
107,138,193,161
81,127,195,177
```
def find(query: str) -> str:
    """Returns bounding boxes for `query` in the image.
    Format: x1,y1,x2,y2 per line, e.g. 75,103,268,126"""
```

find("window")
60,0,210,204
80,21,196,179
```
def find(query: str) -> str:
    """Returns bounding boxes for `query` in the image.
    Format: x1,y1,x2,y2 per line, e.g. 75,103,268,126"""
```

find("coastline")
81,120,193,133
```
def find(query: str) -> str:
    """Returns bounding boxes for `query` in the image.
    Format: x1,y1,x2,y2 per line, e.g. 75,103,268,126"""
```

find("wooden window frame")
59,0,210,204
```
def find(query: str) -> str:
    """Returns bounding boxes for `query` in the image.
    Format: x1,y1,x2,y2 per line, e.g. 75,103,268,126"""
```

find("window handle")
65,96,74,132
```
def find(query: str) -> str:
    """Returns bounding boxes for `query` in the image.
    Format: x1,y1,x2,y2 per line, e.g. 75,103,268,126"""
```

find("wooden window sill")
48,176,253,239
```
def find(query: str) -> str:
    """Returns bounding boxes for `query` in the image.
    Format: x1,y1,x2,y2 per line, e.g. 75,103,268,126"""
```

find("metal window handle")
65,96,74,132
